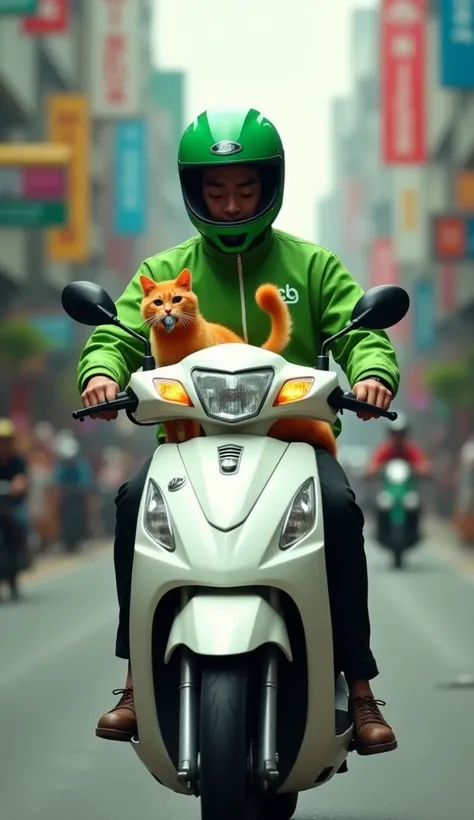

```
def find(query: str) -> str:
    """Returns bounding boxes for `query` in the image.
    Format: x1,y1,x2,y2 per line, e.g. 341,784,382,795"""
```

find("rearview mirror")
61,281,117,327
351,285,410,330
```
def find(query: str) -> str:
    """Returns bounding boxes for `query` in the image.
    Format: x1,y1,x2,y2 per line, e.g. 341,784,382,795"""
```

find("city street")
1,535,473,820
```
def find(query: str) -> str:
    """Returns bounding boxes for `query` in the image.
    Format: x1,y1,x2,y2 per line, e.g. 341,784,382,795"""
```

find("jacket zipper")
236,254,248,342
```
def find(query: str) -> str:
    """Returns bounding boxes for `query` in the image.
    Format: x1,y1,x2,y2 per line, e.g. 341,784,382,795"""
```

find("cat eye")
153,299,163,306
172,296,183,304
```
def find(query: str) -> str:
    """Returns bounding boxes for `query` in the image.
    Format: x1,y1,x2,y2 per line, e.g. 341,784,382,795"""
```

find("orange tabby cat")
140,269,336,456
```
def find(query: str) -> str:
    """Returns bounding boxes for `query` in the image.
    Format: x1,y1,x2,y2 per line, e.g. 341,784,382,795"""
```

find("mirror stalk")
320,321,354,361
111,317,156,370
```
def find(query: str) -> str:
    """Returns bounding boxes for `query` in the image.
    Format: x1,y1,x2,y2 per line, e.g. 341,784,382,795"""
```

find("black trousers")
0,507,26,582
113,449,378,682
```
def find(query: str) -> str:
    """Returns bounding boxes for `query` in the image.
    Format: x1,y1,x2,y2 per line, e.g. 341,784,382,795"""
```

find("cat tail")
312,421,338,457
255,284,292,353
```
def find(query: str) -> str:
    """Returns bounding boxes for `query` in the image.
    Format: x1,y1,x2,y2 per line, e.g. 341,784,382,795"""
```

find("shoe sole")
355,739,398,756
95,727,135,742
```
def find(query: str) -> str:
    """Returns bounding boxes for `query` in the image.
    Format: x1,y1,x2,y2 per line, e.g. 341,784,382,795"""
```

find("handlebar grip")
329,389,398,421
72,390,138,421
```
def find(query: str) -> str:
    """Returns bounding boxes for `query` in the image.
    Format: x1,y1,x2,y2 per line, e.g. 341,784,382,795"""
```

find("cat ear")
176,268,192,291
139,275,156,296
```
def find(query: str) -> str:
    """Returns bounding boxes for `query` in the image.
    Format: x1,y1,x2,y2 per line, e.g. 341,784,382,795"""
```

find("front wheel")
258,791,298,820
199,656,256,820
392,549,405,570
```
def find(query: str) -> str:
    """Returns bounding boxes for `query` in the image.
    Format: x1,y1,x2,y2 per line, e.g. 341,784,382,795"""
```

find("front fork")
175,587,281,792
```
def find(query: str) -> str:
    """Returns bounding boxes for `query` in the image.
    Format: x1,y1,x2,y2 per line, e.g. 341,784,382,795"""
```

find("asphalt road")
1,537,474,820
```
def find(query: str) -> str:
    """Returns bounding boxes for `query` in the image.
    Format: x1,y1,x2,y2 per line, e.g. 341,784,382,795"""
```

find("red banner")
406,364,431,411
369,238,398,288
439,263,456,312
22,0,68,34
381,0,426,164
369,237,409,341
433,216,467,260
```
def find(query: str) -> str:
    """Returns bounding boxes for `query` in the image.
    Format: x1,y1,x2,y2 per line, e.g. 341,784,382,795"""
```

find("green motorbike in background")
375,459,421,569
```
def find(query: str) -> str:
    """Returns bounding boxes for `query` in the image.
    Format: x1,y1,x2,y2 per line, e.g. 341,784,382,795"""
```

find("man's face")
202,165,261,222
391,432,406,451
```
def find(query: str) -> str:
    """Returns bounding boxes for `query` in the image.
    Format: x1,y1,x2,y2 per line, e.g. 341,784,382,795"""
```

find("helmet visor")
179,158,282,229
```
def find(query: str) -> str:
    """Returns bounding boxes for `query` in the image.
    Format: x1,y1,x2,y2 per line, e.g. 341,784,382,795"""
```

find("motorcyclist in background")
78,106,401,755
367,414,431,477
0,419,29,600
53,432,93,553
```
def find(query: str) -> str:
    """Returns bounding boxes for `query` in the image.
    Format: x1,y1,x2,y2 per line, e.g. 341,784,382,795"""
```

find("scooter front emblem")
168,477,186,492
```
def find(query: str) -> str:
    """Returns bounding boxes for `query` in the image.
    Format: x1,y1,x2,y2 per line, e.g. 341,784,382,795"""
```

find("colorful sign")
47,94,90,263
454,170,474,210
88,0,142,117
432,215,474,260
0,165,67,227
0,0,37,12
113,120,147,235
369,237,409,341
440,0,474,88
381,0,426,163
22,0,68,33
393,166,428,263
369,237,399,287
413,279,436,352
30,314,73,349
439,263,456,312
406,364,431,411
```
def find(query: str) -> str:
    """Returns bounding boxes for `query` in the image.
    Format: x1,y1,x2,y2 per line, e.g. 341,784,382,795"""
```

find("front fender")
164,594,293,662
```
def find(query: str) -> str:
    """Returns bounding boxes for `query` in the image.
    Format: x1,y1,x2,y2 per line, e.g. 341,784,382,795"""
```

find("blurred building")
317,1,474,466
0,0,188,440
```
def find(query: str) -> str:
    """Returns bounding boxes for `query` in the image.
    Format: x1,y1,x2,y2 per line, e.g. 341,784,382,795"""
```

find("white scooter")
63,280,409,820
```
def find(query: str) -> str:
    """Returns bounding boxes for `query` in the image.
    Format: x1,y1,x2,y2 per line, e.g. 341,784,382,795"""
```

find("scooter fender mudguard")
164,594,293,663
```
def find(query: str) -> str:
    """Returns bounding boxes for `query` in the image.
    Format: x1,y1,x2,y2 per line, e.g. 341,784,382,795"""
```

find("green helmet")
178,106,285,253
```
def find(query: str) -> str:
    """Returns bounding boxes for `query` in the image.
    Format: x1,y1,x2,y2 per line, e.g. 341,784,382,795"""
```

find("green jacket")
77,229,400,437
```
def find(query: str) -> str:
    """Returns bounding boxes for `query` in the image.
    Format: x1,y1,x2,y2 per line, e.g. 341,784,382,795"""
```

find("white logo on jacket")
278,284,299,304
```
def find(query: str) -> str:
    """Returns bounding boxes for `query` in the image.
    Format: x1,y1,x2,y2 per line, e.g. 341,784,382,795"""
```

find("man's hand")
352,378,393,421
81,375,120,420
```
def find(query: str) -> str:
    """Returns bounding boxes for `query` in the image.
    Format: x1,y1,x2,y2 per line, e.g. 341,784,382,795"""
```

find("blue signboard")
30,315,73,350
440,0,474,88
413,280,436,353
467,216,474,256
114,120,147,236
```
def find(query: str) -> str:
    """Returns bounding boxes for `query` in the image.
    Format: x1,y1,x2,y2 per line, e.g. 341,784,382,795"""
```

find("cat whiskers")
142,315,162,330
176,311,197,330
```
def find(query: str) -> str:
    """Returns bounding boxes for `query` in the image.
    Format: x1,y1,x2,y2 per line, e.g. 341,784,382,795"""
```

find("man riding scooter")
53,432,93,553
78,105,402,756
367,414,431,477
367,415,431,566
0,419,29,601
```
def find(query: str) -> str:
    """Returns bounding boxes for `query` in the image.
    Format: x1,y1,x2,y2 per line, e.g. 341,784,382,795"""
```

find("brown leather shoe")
96,688,137,742
350,696,398,756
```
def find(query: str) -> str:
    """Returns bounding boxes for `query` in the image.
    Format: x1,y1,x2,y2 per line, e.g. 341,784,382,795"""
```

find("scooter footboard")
164,593,293,663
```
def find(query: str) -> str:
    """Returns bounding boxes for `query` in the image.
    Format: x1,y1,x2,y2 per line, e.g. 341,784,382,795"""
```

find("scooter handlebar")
328,389,398,421
72,390,138,422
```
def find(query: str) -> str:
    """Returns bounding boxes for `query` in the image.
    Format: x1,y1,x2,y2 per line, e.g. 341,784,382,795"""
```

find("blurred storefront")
316,0,474,515
0,0,188,452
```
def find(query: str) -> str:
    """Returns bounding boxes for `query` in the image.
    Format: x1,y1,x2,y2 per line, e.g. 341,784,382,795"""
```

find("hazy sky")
154,0,376,242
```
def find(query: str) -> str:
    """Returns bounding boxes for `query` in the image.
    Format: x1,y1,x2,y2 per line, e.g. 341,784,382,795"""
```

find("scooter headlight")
385,459,411,484
191,368,274,422
279,478,316,550
144,479,175,552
